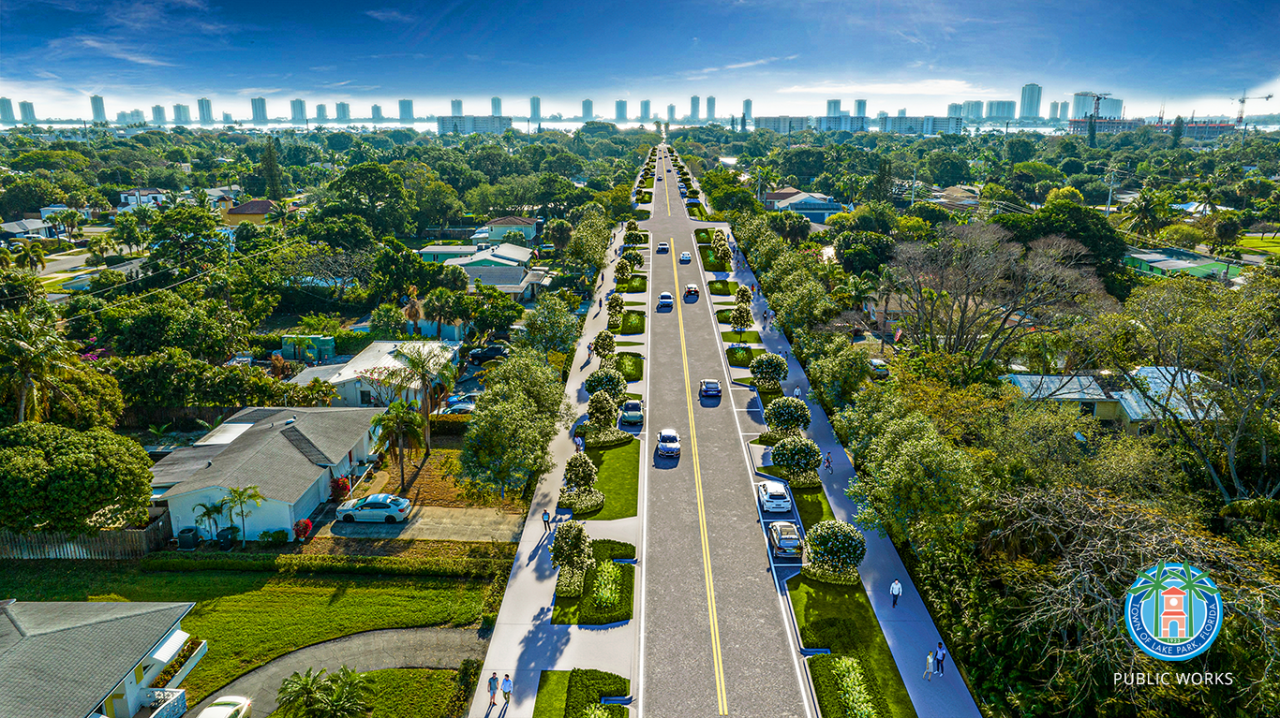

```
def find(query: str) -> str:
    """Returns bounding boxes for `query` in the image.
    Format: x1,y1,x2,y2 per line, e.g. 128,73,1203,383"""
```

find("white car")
757,481,792,513
657,292,674,309
657,428,681,457
196,696,252,718
869,358,890,379
657,242,670,253
336,493,411,524
680,251,692,263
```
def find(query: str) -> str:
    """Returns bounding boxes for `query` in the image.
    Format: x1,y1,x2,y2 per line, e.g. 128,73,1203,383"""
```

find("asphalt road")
638,147,809,718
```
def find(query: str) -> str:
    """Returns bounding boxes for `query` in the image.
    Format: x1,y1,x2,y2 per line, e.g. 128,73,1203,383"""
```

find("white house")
470,215,538,244
151,406,383,539
118,188,167,211
288,340,460,407
39,204,93,221
0,599,199,718
0,219,53,239
444,243,550,303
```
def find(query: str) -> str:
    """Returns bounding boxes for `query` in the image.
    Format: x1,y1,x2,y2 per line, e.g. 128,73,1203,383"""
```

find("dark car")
620,399,645,426
468,345,508,365
699,379,721,397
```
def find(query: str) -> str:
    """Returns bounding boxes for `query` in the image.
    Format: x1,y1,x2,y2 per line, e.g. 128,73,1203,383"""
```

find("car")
684,284,699,297
445,392,481,407
196,696,252,718
680,251,692,263
468,345,509,365
657,292,674,309
657,242,670,253
442,403,475,415
337,493,411,524
757,481,792,513
657,176,663,182
699,378,721,397
768,521,803,558
657,428,681,457
620,399,645,425
869,358,890,378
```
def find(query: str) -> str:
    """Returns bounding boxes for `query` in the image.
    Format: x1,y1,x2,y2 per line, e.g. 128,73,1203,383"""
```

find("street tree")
764,396,811,434
563,452,599,492
587,390,620,428
730,302,753,342
522,293,580,356
770,435,822,482
749,352,789,391
584,368,626,401
462,397,555,499
593,329,616,357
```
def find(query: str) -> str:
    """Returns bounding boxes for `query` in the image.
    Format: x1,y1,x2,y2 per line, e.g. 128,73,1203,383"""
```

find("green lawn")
688,204,709,221
553,542,636,625
619,276,647,293
532,671,571,718
722,330,761,344
788,574,917,718
625,301,646,306
0,561,487,703
620,310,646,335
715,309,733,324
794,487,835,530
1240,237,1280,254
714,301,737,307
694,228,713,243
726,346,765,366
615,340,643,347
349,667,476,718
700,247,727,271
708,280,739,295
579,439,640,520
641,177,654,189
617,351,644,381
636,192,653,204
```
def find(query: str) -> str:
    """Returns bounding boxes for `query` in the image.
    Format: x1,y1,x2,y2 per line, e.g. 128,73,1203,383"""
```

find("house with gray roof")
1005,367,1216,434
288,340,459,406
444,243,549,302
0,598,197,718
151,406,382,539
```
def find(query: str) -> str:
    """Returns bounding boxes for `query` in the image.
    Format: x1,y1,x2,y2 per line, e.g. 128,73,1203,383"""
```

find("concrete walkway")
187,627,488,716
724,243,983,718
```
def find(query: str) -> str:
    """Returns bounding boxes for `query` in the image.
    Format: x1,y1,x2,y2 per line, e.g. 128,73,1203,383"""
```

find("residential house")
151,406,383,539
39,203,93,221
1004,367,1214,434
0,218,53,239
417,244,481,264
216,198,277,226
118,188,167,212
445,243,549,302
0,598,199,718
763,187,805,210
469,215,538,245
772,190,846,223
288,340,461,406
1005,374,1123,421
860,294,910,331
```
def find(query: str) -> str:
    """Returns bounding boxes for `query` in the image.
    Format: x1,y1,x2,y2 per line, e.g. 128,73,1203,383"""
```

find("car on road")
469,345,509,365
195,696,252,718
680,251,692,263
657,428,681,457
768,521,803,558
442,403,475,415
657,292,674,309
337,493,411,524
684,284,699,298
869,358,890,379
699,378,721,397
656,176,663,182
657,242,670,252
620,399,645,425
757,481,792,513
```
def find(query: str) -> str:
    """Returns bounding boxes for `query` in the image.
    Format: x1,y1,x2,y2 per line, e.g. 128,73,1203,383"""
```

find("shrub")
786,470,824,489
551,519,593,580
750,352,789,391
564,452,598,492
592,560,623,608
330,475,351,499
559,487,605,515
833,655,879,718
293,519,313,541
804,520,866,577
556,563,586,597
772,436,822,481
429,414,470,436
564,669,630,718
257,529,290,546
584,368,627,400
139,552,505,578
765,396,811,434
583,427,634,449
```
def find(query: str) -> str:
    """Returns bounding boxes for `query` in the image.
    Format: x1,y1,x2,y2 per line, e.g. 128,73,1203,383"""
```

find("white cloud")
74,36,174,66
365,9,417,23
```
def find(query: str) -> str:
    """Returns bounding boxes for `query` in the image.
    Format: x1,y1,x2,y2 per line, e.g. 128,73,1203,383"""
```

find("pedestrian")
824,451,833,473
488,672,499,706
793,386,802,400
935,643,947,676
890,579,903,608
542,509,551,532
599,298,603,309
501,674,513,703
924,652,934,682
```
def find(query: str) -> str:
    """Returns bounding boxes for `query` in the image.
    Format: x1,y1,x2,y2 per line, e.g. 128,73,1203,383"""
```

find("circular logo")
1125,562,1223,661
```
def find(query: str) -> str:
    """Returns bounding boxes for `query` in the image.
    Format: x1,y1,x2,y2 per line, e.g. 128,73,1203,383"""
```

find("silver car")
657,292,674,309
757,481,792,513
657,428,681,457
336,493,411,524
195,696,252,718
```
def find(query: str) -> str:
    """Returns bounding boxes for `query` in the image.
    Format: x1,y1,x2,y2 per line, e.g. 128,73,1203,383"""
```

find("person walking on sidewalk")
542,509,551,532
890,579,903,607
924,652,934,682
824,451,833,473
488,672,500,706
935,643,947,676
501,674,514,704
793,386,803,400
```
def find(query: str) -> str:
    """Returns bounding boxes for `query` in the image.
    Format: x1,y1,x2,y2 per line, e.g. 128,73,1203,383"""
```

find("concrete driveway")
314,505,524,543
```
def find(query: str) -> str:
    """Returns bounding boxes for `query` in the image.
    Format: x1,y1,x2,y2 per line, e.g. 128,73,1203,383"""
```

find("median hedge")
564,668,629,718
140,552,507,579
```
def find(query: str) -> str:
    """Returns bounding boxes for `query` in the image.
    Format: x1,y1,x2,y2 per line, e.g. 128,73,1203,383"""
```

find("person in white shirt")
890,579,903,608
935,643,947,676
924,651,933,682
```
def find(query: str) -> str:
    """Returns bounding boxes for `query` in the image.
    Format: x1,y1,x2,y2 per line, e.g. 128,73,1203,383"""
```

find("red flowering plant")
330,475,350,499
293,519,313,542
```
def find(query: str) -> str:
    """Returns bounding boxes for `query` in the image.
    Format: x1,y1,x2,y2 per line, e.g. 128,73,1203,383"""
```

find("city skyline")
2,0,1277,123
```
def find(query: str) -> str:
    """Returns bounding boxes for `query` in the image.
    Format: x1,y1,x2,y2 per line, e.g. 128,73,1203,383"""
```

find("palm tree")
277,667,330,717
370,401,426,492
16,243,46,272
421,287,457,339
1127,561,1172,609
224,485,265,547
55,210,82,239
1121,189,1169,239
0,306,75,422
384,343,457,461
1168,564,1220,644
0,247,11,270
402,285,423,335
266,204,293,235
832,275,876,311
131,205,158,238
192,500,226,538
1196,183,1219,216
87,233,116,260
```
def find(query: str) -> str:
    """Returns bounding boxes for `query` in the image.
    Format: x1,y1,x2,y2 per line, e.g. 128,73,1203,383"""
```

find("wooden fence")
0,508,172,559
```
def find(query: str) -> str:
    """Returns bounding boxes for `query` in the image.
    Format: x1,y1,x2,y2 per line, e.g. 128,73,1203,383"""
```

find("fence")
0,508,172,559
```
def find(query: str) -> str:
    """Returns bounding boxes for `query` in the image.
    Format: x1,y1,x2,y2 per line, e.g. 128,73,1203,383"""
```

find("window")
360,390,372,405
1079,402,1096,416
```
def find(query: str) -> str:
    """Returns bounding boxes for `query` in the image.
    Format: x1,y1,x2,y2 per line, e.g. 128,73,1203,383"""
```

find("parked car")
757,481,792,513
442,403,475,415
768,521,803,558
657,292,674,309
699,378,721,397
336,493,411,524
446,392,481,407
684,284,699,297
680,251,692,263
869,358,890,379
657,242,670,253
657,428,681,457
620,399,645,425
468,345,509,365
196,696,252,718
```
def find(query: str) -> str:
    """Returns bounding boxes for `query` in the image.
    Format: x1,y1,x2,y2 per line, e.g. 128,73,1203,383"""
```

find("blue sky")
2,0,1278,121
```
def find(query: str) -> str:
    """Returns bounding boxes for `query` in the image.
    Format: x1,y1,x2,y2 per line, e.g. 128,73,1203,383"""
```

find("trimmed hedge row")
564,668,630,718
809,654,849,718
591,539,637,561
807,651,890,718
139,552,506,579
430,414,470,436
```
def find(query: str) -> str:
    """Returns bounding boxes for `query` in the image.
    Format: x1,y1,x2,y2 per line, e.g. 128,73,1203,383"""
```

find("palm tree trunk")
17,377,31,423
397,432,406,492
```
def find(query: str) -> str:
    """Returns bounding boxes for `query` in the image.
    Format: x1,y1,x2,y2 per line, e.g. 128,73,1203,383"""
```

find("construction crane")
1235,90,1273,126
1078,91,1113,119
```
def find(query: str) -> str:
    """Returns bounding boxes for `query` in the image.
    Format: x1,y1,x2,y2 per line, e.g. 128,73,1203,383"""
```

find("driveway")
315,505,524,542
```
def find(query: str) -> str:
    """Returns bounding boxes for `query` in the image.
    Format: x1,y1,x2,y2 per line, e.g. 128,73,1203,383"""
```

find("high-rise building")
640,100,650,120
878,115,964,135
947,103,963,118
582,99,593,120
961,100,984,121
18,101,36,124
117,109,144,124
898,109,907,117
451,99,463,116
1058,103,1069,121
690,95,700,121
530,96,541,121
436,115,514,135
986,101,1016,121
152,105,166,124
615,100,627,121
1099,97,1124,118
826,99,842,116
222,112,234,124
315,104,328,121
742,99,752,121
876,110,889,119
172,104,192,124
491,97,501,116
753,116,806,133
399,99,414,123
1019,83,1042,119
706,96,715,121
198,98,214,124
290,99,306,123
90,95,107,123
854,99,867,117
667,104,676,122
813,116,870,132
372,104,384,122
251,97,268,124
1048,101,1060,122
0,98,15,124
336,102,350,121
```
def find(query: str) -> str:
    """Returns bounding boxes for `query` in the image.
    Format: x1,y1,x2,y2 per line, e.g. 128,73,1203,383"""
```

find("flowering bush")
330,475,350,499
293,519,313,542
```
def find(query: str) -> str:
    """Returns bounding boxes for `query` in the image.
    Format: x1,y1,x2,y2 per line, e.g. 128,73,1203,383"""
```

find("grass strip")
577,440,640,521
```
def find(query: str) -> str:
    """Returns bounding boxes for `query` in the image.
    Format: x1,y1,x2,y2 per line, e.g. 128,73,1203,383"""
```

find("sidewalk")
466,227,642,718
721,245,983,718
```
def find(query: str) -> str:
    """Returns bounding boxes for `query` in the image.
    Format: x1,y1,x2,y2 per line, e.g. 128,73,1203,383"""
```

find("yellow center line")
672,246,729,715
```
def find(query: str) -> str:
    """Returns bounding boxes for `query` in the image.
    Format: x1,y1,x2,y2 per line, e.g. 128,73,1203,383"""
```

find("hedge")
139,552,506,579
809,654,849,718
430,414,470,436
591,539,637,561
244,330,381,360
564,668,629,718
616,352,644,382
